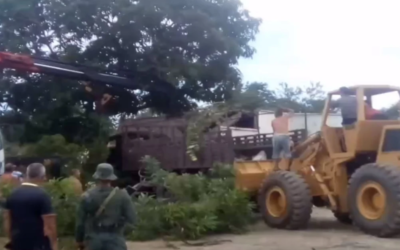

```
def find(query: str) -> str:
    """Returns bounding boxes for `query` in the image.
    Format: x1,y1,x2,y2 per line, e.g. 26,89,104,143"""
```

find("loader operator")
271,107,294,170
364,102,389,120
331,87,357,125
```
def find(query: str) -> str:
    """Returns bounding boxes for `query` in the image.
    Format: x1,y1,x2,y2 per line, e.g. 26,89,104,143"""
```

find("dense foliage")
5,134,109,182
0,0,261,145
0,157,254,243
129,157,254,240
229,81,326,112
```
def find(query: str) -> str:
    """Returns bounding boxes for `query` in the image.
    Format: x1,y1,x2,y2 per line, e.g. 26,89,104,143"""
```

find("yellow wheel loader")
235,85,400,237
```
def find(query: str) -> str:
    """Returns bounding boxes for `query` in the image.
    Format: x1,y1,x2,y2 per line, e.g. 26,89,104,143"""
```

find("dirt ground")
127,207,400,250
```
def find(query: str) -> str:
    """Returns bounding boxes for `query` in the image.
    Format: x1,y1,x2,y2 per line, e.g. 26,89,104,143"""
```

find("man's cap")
93,163,117,181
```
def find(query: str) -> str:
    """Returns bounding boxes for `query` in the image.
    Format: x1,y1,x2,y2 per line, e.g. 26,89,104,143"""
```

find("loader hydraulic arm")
0,52,174,93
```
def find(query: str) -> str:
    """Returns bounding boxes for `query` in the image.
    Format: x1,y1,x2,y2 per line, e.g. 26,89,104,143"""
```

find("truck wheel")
333,212,352,224
258,170,312,229
349,164,400,237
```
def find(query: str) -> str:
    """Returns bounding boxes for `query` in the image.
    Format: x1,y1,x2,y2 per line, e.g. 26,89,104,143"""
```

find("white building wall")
257,110,342,136
220,126,258,137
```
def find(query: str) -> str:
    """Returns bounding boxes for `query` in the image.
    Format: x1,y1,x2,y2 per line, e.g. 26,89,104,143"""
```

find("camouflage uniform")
75,163,135,250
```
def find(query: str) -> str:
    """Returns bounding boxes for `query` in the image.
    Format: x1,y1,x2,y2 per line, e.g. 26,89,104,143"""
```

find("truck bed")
232,129,306,150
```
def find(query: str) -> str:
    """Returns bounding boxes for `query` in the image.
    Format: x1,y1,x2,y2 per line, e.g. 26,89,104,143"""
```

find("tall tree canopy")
230,82,326,112
0,0,261,143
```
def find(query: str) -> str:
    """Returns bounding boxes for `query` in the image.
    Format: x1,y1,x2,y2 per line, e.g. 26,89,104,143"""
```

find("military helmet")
92,163,117,181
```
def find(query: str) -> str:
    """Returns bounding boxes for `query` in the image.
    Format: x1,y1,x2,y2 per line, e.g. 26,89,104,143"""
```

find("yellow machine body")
235,85,400,238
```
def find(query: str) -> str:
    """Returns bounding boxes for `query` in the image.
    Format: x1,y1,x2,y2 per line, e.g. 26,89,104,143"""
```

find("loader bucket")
234,160,275,194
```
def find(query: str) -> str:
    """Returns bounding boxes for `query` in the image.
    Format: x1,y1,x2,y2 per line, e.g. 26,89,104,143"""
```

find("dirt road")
127,208,399,250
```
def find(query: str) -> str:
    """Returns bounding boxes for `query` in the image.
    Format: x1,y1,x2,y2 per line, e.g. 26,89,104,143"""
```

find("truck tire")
348,164,400,237
333,212,352,224
258,170,312,229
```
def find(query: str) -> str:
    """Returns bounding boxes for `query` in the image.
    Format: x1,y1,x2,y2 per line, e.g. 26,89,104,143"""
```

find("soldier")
75,163,135,250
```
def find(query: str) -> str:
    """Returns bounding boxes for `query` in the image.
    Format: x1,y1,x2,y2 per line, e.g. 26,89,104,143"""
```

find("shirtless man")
271,107,294,169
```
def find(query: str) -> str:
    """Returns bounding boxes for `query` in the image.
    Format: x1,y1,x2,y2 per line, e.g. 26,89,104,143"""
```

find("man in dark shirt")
3,163,57,250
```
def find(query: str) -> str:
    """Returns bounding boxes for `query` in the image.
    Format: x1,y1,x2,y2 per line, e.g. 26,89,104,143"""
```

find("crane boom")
0,52,174,93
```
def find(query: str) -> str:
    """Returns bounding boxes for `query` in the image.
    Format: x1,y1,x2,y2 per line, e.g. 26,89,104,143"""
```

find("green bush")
128,156,254,241
43,180,80,236
0,157,254,241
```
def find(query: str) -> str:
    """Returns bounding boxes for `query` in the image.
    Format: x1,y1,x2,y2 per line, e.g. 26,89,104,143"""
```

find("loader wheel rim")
356,182,386,220
266,187,287,218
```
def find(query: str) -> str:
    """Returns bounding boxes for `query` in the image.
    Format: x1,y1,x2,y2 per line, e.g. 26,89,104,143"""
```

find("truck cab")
321,85,400,162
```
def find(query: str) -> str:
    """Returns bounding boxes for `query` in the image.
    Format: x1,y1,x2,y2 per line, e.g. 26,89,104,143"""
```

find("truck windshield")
371,91,400,110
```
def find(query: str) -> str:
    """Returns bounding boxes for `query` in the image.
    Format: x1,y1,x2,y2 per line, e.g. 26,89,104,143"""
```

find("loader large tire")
258,171,312,229
349,164,400,237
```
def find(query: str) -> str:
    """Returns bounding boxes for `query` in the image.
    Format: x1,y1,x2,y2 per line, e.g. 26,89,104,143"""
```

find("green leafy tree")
22,134,109,179
229,81,326,113
23,134,85,167
274,82,325,112
0,0,261,144
301,82,326,112
228,82,276,111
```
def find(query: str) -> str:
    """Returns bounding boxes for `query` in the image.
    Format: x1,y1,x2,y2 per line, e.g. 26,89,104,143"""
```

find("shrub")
43,180,80,236
128,195,167,240
207,179,254,233
128,156,254,240
0,157,254,241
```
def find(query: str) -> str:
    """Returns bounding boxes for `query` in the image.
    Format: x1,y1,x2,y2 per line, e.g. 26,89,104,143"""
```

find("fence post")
304,111,308,137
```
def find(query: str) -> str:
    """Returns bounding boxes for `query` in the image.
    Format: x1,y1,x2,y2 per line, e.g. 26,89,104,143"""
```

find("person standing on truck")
331,87,358,125
75,163,135,250
271,107,294,170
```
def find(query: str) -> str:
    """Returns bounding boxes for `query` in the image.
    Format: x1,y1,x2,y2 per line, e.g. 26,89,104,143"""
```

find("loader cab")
321,85,400,158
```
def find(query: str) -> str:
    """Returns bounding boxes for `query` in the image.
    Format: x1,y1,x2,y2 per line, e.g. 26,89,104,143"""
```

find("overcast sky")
239,0,400,108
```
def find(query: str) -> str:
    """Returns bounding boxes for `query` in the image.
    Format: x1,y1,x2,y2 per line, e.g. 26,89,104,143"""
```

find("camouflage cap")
92,163,117,181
